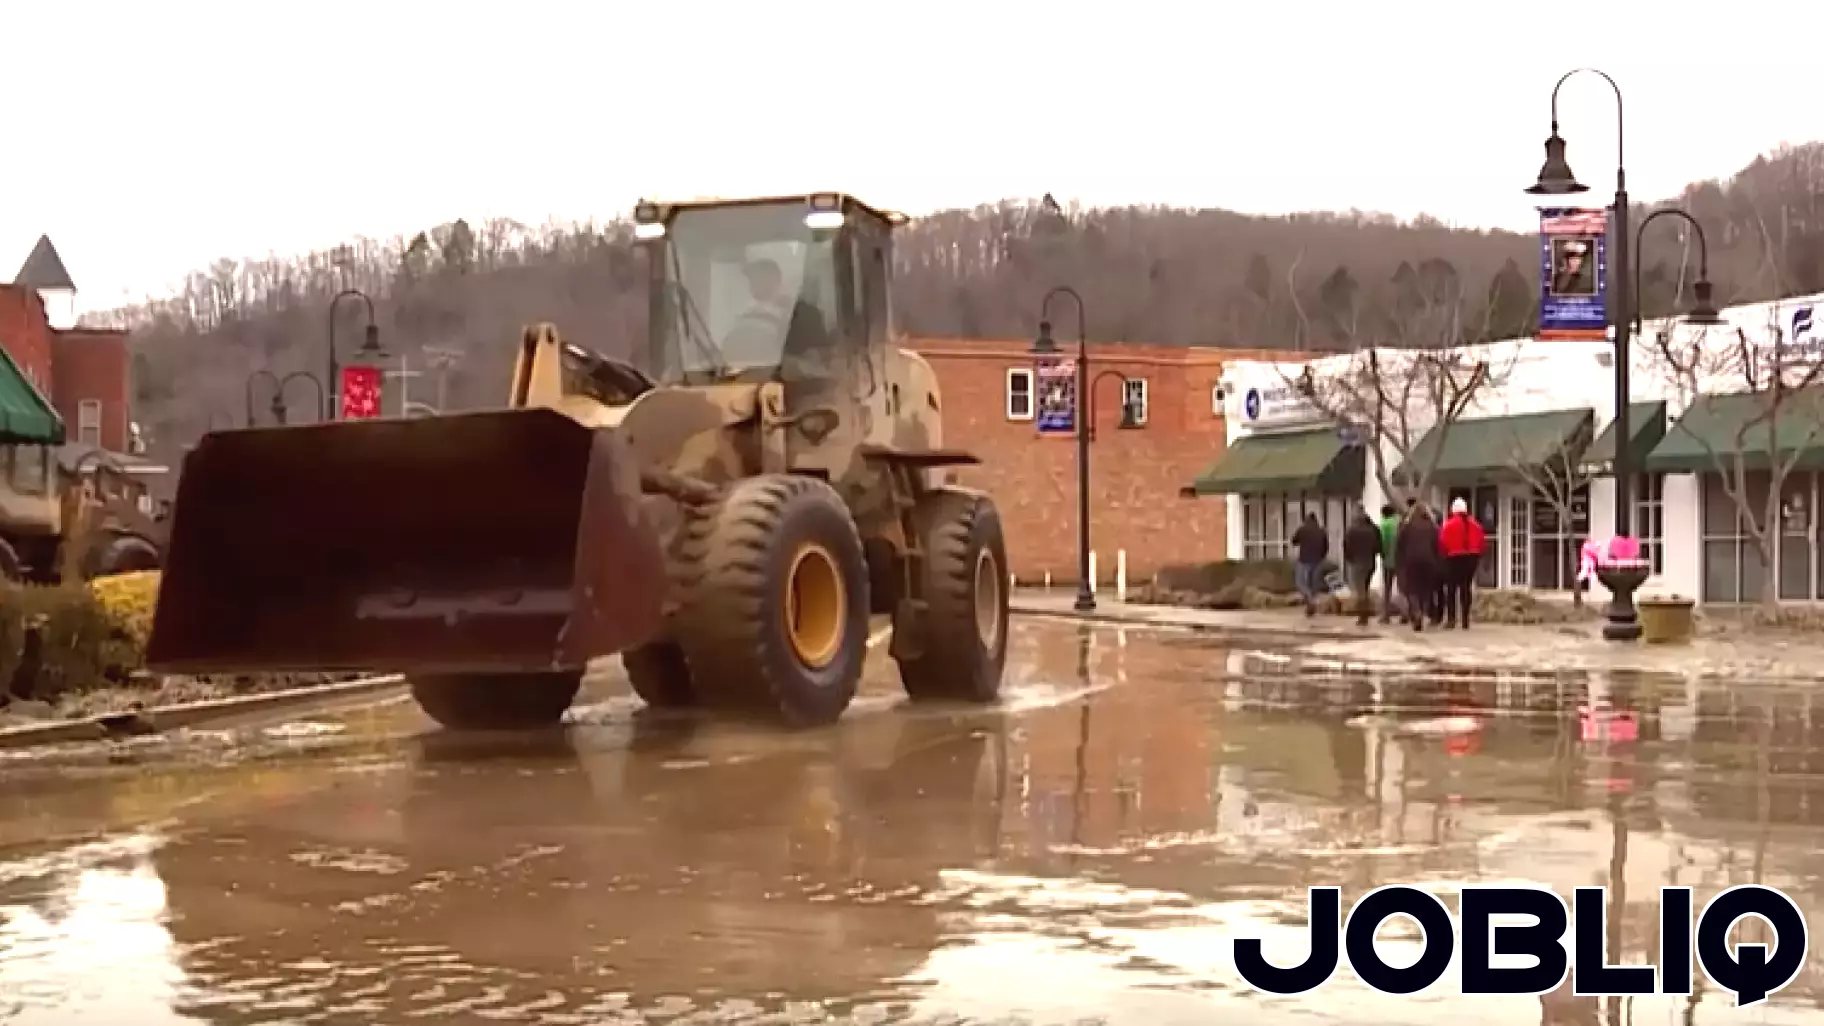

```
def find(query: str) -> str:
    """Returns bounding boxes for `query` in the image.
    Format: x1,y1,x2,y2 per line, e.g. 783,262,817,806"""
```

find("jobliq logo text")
1234,884,1808,1006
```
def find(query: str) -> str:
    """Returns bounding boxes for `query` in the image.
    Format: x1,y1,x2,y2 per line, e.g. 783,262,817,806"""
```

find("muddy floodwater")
3,619,1824,1024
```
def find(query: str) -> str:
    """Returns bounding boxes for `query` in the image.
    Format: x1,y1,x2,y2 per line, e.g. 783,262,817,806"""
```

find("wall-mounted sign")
1035,357,1076,434
1538,207,1610,341
1238,368,1324,429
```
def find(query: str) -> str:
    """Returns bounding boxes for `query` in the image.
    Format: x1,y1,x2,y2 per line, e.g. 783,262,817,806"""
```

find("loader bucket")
145,409,668,676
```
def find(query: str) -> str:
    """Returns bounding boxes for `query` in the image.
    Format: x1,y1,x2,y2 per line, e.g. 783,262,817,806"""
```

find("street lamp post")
1525,68,1637,638
1526,74,1724,640
327,288,387,420
245,370,328,427
1031,288,1144,612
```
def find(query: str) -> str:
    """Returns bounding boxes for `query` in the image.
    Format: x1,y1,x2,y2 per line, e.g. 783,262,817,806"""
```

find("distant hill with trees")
96,142,1824,471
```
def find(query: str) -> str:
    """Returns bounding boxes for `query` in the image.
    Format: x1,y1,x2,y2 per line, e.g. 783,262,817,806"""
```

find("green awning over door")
1579,401,1667,475
1190,427,1365,495
1395,408,1593,486
0,346,64,445
1644,389,1824,473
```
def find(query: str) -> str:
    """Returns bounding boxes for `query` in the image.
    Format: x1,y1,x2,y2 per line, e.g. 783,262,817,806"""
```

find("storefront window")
1240,493,1354,562
1508,495,1531,588
1631,473,1666,575
1701,470,1775,603
1528,483,1589,590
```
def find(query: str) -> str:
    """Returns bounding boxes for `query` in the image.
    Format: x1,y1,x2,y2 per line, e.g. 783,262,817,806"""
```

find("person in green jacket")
1377,503,1401,624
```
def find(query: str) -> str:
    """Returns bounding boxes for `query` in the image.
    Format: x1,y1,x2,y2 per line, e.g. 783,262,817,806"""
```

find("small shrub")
0,582,143,703
88,571,160,648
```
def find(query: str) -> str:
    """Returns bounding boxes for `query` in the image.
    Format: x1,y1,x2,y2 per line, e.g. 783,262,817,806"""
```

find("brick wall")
0,286,55,395
51,328,131,452
908,339,1293,584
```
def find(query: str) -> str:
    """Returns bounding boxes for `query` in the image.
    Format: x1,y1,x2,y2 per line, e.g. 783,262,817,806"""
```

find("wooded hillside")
102,142,1824,469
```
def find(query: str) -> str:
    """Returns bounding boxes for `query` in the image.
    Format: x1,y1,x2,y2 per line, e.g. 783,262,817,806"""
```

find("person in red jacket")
1438,497,1487,629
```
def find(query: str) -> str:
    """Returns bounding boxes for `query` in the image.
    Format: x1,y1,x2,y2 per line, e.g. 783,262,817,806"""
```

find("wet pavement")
3,619,1824,1024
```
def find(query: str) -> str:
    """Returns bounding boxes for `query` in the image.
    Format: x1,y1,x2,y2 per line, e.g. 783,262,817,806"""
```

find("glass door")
1472,485,1500,589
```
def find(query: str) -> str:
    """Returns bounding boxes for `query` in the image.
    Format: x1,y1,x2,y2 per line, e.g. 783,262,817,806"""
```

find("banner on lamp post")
340,365,383,420
1035,357,1076,434
1538,207,1610,341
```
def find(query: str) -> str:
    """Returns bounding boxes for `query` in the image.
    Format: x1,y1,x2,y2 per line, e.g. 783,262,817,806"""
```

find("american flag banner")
340,365,383,419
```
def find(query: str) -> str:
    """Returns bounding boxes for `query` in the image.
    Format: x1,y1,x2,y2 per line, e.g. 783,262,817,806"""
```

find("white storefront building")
1196,290,1824,604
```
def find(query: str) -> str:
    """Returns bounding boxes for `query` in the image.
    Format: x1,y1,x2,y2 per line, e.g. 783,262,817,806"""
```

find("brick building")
0,235,158,474
909,338,1286,584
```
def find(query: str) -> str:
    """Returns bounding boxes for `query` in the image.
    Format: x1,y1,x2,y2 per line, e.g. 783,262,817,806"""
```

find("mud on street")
2,618,1823,1024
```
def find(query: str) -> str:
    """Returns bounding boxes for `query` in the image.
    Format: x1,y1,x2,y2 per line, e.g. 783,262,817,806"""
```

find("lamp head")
1031,319,1061,355
1684,279,1725,326
1525,132,1589,196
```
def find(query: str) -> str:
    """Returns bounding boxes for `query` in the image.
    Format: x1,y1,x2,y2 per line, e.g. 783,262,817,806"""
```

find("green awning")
1396,408,1594,487
1644,390,1824,474
1579,401,1668,476
1191,426,1365,496
0,346,64,445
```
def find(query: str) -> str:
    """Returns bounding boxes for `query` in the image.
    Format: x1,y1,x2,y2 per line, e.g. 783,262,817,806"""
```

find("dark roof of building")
13,235,75,291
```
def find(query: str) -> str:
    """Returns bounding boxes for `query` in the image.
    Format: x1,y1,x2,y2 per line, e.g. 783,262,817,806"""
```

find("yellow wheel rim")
974,546,1003,651
785,542,846,669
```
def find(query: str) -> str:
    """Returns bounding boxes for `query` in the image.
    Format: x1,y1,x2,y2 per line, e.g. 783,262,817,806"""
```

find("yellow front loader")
146,193,1011,729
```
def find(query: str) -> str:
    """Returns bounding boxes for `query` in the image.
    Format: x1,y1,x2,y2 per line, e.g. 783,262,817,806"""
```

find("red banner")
340,365,383,419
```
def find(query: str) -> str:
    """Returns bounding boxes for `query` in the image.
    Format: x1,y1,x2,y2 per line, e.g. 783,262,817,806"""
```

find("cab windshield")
652,202,840,384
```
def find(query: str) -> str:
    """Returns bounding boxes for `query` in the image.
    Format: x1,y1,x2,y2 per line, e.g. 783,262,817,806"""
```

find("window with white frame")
1631,472,1665,575
1006,368,1034,421
1122,378,1149,426
1241,493,1350,562
77,399,103,448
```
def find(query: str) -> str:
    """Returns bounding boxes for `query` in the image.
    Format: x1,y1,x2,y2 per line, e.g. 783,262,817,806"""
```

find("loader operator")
728,258,834,372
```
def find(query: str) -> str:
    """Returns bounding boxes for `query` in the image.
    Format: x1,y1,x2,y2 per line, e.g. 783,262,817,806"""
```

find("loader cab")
633,194,902,388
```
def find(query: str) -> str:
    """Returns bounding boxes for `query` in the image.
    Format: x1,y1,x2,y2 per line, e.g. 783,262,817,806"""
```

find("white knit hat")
1450,497,1469,515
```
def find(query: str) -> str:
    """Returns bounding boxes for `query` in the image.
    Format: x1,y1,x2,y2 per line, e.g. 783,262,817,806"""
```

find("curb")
0,674,407,752
1010,603,1370,641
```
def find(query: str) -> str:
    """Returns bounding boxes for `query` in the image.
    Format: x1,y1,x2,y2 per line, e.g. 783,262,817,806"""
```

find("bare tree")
1283,256,1510,504
1652,300,1824,608
1499,431,1597,605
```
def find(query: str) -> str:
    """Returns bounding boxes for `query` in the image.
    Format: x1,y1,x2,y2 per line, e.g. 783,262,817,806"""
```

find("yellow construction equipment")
146,193,1010,728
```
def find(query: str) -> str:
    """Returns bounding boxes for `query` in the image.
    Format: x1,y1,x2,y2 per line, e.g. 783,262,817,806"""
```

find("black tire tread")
676,474,867,726
898,488,1008,703
410,671,581,730
622,643,695,708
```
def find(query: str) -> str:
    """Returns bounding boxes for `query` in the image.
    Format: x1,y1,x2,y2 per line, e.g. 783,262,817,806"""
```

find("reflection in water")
0,836,195,1024
3,622,1824,1023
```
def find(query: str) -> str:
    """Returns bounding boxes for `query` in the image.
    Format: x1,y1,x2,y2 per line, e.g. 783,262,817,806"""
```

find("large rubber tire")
410,671,582,730
677,474,869,727
88,534,161,579
896,489,1009,703
622,643,696,708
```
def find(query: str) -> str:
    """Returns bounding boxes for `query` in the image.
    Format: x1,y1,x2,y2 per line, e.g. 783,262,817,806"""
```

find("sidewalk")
1010,589,1824,682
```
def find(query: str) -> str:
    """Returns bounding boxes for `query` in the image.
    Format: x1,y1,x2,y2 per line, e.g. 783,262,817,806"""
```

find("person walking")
1438,497,1488,629
1343,508,1383,627
1290,511,1330,617
1395,502,1442,633
1377,503,1401,624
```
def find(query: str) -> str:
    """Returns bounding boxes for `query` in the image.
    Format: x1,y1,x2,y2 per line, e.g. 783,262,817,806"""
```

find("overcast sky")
3,0,1820,314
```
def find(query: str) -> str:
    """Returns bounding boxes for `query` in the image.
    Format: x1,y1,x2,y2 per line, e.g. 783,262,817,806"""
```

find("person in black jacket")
1289,512,1330,617
1342,508,1383,627
1395,502,1443,633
